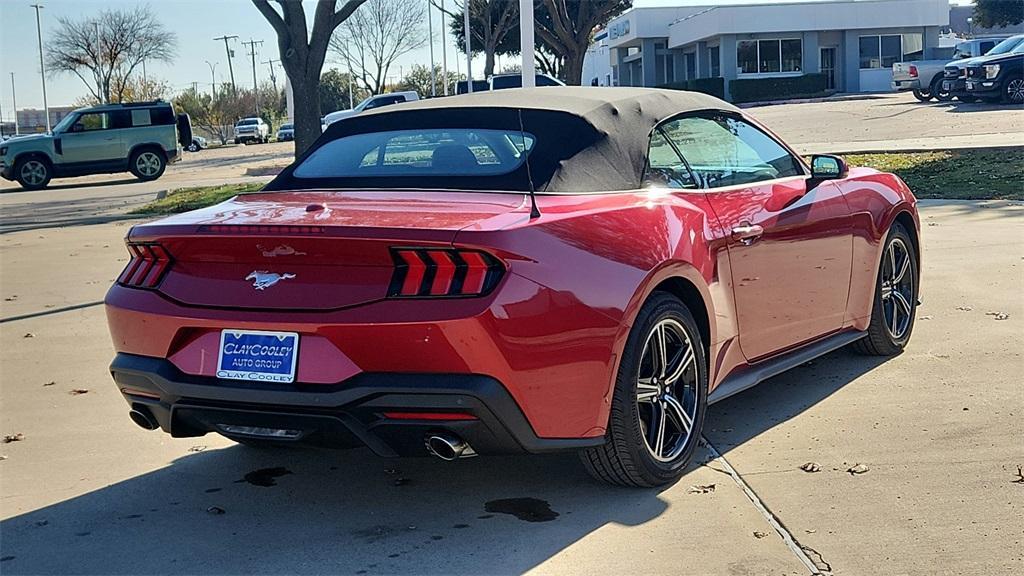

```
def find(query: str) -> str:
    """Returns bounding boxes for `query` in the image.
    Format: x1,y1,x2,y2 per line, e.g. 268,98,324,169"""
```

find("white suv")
234,117,269,145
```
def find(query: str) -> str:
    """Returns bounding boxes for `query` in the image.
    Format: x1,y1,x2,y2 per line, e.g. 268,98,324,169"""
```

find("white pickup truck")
892,37,1008,102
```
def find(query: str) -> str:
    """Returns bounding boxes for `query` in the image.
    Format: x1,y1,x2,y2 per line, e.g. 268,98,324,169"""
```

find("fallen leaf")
799,462,822,473
23,333,34,338
918,315,933,320
188,445,207,453
956,306,973,311
847,463,870,475
69,389,89,396
42,381,55,387
805,529,817,534
753,531,769,539
1013,465,1024,485
687,484,716,494
206,506,226,515
993,313,1010,321
926,222,938,227
3,434,25,444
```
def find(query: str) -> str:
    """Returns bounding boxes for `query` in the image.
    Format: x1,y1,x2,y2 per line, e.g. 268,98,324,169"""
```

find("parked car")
1,100,190,190
105,87,920,487
892,36,1009,101
234,117,269,144
323,91,419,126
964,41,1024,104
187,135,207,152
276,122,294,142
489,73,565,90
944,35,1024,102
455,79,490,94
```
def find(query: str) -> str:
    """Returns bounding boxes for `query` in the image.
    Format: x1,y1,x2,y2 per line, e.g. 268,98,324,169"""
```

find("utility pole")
11,72,19,135
192,81,199,94
441,0,448,95
205,60,218,97
427,0,436,97
31,4,50,132
214,35,239,93
464,0,473,93
242,38,263,114
520,0,535,88
263,58,280,90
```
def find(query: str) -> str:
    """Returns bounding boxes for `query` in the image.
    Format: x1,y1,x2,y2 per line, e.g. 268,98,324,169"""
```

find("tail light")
909,65,918,78
389,248,504,298
117,242,173,288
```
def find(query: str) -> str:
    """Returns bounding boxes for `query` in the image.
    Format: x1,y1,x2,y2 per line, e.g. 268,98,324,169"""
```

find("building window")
708,46,720,77
781,39,802,72
859,34,903,69
738,38,802,75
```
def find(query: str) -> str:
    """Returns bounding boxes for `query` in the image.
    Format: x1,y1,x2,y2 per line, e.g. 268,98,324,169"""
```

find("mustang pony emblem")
246,271,296,290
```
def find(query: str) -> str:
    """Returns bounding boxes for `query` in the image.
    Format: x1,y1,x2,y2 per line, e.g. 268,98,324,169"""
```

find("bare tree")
536,0,631,85
46,6,177,104
438,0,518,78
329,0,428,95
253,0,367,157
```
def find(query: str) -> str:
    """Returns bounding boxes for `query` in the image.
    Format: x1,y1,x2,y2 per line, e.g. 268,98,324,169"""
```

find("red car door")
661,113,853,361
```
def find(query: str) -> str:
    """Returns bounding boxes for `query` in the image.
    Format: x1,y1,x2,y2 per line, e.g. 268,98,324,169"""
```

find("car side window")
73,112,110,132
643,129,698,189
660,115,803,188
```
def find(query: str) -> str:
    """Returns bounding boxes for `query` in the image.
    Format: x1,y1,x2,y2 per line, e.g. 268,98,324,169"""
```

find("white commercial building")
597,0,950,100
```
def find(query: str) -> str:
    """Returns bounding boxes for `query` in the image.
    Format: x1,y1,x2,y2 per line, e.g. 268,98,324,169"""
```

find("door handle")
731,223,764,245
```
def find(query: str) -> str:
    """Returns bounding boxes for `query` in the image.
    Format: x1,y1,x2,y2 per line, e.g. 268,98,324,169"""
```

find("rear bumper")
891,79,921,91
110,353,603,456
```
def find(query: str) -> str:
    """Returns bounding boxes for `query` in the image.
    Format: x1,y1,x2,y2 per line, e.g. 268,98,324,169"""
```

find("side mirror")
810,154,848,180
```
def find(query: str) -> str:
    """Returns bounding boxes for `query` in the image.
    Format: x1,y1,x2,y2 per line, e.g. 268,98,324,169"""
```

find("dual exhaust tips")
130,407,476,461
424,433,477,461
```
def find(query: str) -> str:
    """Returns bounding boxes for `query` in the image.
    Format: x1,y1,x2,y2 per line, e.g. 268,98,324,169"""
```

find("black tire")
1002,77,1024,105
931,77,952,102
911,89,932,102
852,222,918,356
128,148,167,181
13,156,52,190
580,292,708,487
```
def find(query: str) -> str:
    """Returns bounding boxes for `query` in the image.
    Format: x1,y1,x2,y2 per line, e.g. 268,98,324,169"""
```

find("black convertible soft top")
265,87,739,193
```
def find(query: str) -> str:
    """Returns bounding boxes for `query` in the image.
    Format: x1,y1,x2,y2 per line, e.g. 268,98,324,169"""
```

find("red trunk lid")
128,190,527,310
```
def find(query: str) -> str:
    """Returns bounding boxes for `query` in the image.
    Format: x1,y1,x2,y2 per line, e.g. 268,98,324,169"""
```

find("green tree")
973,0,1024,29
398,64,463,96
174,86,250,145
442,0,519,78
535,0,632,85
319,68,366,113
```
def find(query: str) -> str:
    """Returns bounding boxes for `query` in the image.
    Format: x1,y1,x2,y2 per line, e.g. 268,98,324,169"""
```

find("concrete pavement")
1,199,1021,575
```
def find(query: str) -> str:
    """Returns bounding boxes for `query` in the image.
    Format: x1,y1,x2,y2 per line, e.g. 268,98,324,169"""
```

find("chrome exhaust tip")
129,407,159,431
425,433,477,461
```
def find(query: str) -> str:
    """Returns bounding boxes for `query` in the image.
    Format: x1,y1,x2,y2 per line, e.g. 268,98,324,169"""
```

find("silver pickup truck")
892,37,1008,102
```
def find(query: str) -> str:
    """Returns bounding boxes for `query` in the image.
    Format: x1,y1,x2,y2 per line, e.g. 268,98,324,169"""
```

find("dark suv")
945,35,1024,102
964,42,1024,104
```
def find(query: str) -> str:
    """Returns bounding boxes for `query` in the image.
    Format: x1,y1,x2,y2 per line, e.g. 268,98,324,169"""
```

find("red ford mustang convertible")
106,87,920,487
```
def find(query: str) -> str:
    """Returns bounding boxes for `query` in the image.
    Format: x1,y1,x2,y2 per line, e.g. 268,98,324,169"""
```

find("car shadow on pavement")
0,444,675,574
0,178,139,194
706,346,890,457
0,347,889,574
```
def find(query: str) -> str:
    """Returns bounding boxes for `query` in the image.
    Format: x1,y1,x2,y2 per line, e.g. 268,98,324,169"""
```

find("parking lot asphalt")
1,199,1021,575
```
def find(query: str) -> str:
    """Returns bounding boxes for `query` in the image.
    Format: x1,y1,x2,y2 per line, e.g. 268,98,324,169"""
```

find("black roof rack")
121,100,167,107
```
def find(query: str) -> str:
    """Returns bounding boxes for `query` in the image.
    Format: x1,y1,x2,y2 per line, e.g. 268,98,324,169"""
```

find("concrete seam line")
702,436,833,576
0,301,105,324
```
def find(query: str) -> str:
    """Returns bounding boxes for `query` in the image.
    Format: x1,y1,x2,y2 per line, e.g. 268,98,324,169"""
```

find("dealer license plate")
217,330,299,383
942,80,952,91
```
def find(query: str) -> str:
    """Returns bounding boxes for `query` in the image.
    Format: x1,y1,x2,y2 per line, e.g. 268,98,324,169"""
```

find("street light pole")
11,72,19,135
214,35,239,93
441,0,448,95
205,60,218,97
427,0,436,97
520,0,535,88
464,0,473,93
31,3,50,132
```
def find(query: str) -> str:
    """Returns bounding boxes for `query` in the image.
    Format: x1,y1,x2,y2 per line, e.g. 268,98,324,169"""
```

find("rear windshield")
280,123,293,129
292,129,535,179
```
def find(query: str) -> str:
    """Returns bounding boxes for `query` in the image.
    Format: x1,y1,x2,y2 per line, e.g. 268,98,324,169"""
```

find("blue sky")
0,0,973,113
